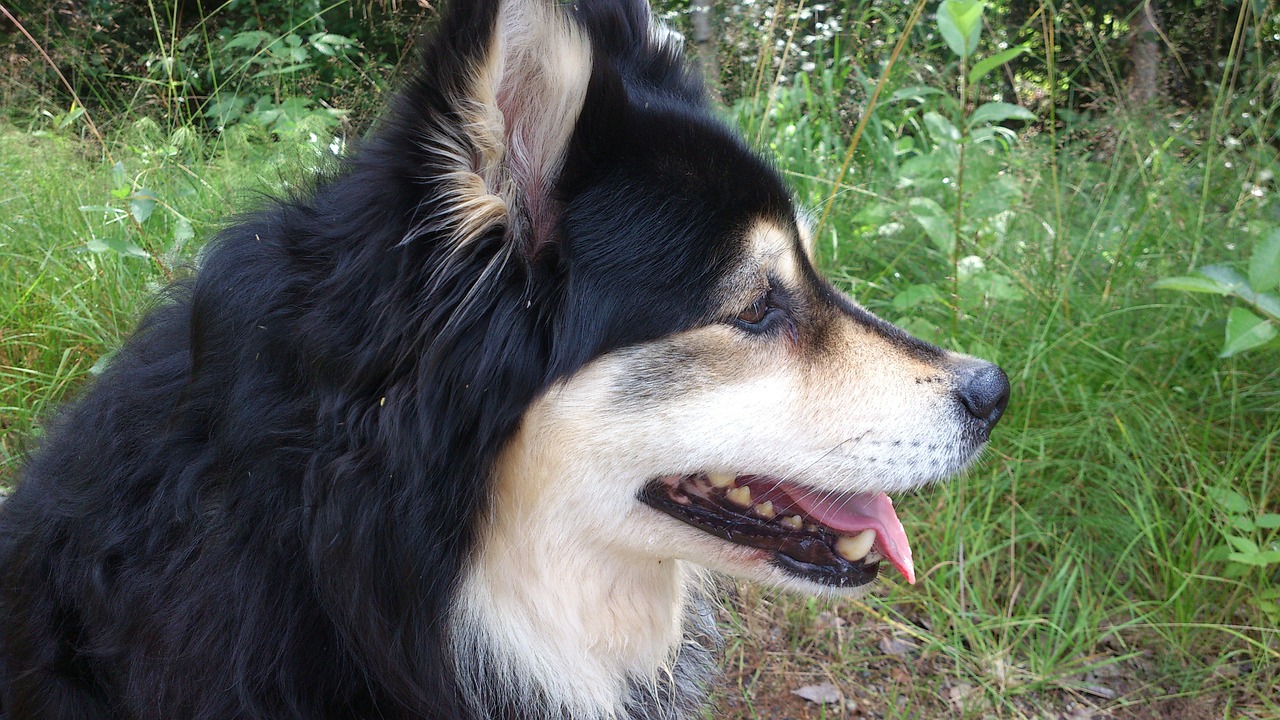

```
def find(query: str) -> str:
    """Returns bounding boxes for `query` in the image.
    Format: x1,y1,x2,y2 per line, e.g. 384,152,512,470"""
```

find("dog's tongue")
781,487,915,584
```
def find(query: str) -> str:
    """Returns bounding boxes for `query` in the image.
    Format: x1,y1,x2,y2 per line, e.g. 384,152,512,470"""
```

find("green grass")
713,83,1280,716
3,11,1280,718
0,121,336,467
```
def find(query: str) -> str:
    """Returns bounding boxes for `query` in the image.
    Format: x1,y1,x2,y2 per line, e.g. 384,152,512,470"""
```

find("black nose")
952,359,1010,429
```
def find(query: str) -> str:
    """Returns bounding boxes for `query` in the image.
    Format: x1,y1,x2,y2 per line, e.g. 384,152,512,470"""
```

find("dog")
0,1,1009,718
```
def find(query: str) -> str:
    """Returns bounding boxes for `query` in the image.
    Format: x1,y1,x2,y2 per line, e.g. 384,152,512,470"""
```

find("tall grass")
720,2,1279,716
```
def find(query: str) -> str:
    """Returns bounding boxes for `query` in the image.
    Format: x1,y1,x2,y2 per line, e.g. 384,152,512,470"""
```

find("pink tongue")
780,488,916,584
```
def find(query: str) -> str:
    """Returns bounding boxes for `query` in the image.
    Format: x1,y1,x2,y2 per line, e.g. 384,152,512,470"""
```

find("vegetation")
2,0,1277,717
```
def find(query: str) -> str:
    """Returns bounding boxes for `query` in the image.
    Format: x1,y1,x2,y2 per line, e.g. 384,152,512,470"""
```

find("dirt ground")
708,587,1273,720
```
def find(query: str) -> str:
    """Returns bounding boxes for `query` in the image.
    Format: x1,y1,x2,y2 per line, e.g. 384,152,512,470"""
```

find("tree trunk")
1127,0,1162,106
690,0,721,101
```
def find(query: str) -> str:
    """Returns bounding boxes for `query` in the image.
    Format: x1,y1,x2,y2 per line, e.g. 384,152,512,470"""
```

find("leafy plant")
201,29,357,135
1153,229,1280,357
881,0,1033,341
78,159,195,277
1204,486,1280,625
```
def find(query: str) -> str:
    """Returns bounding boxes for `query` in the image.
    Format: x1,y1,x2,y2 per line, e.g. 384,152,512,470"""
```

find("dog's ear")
410,0,594,257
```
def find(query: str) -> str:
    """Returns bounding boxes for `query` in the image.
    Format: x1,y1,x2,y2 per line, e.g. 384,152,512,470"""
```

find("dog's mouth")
639,473,915,588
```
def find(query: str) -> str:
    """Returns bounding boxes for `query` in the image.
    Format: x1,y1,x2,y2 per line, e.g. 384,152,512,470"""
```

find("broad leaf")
1152,275,1232,294
1255,514,1280,530
966,173,1022,219
173,216,194,244
1226,535,1260,556
893,284,943,310
130,189,158,225
1226,552,1271,566
1254,291,1280,321
907,197,956,254
967,102,1036,129
887,86,947,104
1249,228,1280,293
924,111,962,144
1197,264,1250,294
968,45,1029,85
937,0,985,59
1221,307,1277,358
86,235,149,259
1207,486,1251,514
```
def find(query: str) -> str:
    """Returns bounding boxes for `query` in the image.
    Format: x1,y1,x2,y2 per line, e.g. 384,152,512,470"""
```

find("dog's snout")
952,359,1010,429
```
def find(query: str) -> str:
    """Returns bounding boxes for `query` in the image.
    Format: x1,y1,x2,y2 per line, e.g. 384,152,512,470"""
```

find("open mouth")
639,473,915,588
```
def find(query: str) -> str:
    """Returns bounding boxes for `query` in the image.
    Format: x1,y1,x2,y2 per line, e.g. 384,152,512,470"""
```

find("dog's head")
401,0,1008,595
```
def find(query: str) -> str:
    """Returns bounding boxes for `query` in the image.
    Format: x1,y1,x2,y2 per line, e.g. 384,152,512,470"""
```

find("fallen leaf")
792,682,843,705
878,635,915,657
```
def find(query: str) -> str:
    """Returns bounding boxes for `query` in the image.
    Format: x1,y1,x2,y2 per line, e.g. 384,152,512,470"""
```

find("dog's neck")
450,420,718,719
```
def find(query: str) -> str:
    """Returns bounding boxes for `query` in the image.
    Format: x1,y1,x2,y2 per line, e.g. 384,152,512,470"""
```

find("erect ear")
418,0,594,257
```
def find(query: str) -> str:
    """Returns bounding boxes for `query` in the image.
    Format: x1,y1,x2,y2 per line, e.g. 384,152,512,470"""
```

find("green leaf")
130,189,158,225
1226,535,1260,555
936,0,986,59
173,216,194,244
967,102,1036,128
250,63,313,79
907,197,956,254
86,235,149,259
1231,515,1257,533
1226,552,1270,566
1207,486,1251,514
970,271,1025,301
895,317,942,345
887,86,947,104
966,173,1022,219
968,45,1029,85
1249,229,1280,292
1255,514,1280,529
1221,307,1277,357
1254,291,1280,322
223,30,271,51
1151,275,1232,294
1197,264,1250,294
111,161,126,190
893,284,943,310
924,111,962,144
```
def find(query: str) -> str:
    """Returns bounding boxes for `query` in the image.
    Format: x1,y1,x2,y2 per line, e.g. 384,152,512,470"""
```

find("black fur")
0,1,793,718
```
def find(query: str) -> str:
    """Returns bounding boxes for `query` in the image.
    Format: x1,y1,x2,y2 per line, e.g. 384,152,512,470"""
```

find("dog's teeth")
725,486,752,507
835,529,877,563
753,501,775,519
780,515,803,530
707,472,736,489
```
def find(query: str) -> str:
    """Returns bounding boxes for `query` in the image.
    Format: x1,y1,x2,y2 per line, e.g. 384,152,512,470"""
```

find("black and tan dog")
0,1,1009,718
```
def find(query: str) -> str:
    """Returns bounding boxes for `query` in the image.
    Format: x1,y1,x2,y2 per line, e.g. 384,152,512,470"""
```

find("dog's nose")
952,359,1010,429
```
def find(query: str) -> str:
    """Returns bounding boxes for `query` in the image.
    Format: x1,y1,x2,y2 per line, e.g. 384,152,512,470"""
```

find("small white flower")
957,255,985,278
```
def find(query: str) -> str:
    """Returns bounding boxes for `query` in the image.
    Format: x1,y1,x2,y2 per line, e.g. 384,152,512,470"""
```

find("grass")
713,74,1280,716
2,4,1280,718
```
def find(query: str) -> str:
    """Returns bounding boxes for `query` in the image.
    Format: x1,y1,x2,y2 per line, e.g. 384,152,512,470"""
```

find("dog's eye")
736,296,770,326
